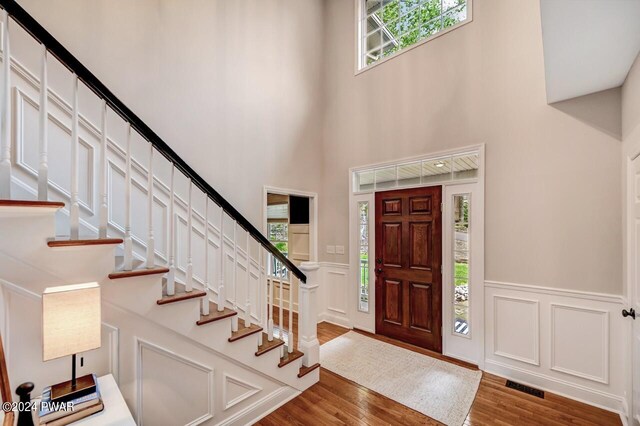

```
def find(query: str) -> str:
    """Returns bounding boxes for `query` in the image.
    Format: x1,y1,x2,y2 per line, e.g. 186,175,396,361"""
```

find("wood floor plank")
256,322,621,426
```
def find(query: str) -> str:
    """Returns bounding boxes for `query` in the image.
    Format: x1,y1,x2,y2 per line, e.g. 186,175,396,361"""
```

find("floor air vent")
505,380,544,398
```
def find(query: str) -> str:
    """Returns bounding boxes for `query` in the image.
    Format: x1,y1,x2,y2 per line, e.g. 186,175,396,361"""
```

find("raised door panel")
383,279,402,325
382,199,402,215
409,196,432,214
409,222,432,270
410,282,432,332
382,223,402,267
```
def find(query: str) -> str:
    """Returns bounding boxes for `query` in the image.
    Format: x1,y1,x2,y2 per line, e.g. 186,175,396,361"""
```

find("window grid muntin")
360,0,469,69
352,151,479,193
452,193,470,337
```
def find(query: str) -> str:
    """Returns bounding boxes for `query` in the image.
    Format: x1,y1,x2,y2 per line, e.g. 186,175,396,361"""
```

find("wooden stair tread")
0,199,64,208
47,237,123,247
297,363,320,378
157,281,206,305
197,302,237,325
109,266,169,280
255,333,285,356
228,319,263,342
278,349,304,368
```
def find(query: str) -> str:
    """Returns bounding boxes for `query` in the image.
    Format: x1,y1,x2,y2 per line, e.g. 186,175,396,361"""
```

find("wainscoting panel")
550,304,609,384
493,295,539,365
317,263,351,328
484,281,626,417
137,339,214,426
222,373,262,410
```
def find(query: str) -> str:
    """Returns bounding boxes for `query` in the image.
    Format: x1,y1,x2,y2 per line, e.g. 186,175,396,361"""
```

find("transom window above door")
352,150,479,193
359,0,472,70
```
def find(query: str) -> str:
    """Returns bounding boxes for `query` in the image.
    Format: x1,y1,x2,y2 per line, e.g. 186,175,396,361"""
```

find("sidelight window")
452,193,470,336
358,202,370,312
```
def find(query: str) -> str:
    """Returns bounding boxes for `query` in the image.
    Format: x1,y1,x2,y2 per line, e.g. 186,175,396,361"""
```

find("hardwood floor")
256,322,621,426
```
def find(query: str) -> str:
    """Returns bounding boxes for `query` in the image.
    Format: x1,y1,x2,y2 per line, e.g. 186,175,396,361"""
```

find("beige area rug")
320,331,482,426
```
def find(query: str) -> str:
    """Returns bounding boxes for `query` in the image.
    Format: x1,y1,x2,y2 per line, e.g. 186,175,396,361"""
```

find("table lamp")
42,282,101,403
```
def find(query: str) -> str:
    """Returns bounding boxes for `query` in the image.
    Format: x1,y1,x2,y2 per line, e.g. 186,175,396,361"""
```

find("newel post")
298,262,320,367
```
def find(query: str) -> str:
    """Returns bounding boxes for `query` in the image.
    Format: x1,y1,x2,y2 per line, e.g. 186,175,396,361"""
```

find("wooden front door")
375,186,442,352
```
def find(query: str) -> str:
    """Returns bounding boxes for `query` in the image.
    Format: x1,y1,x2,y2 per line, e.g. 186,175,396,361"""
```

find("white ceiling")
540,0,640,103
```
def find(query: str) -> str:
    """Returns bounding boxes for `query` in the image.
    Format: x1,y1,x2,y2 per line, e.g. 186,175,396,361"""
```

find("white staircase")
0,3,320,424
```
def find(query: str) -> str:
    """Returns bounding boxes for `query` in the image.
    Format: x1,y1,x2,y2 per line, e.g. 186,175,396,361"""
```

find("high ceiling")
540,0,640,103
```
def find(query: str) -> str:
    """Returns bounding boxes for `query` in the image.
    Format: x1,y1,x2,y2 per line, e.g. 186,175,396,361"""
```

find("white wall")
623,53,640,154
15,0,326,229
14,0,625,296
320,0,622,295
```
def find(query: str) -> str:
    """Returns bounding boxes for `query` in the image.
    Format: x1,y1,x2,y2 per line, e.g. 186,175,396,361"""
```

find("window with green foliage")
268,223,288,255
360,0,470,69
452,193,470,336
358,202,370,312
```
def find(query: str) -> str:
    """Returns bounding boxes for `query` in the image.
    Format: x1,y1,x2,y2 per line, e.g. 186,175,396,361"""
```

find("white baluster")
166,165,175,295
185,180,193,292
231,222,238,332
258,249,264,346
279,260,283,340
267,253,274,342
202,197,210,316
245,301,251,330
217,208,225,312
145,144,154,267
0,11,11,199
123,124,133,271
99,101,108,238
37,45,48,201
69,76,80,239
288,268,294,353
245,232,251,329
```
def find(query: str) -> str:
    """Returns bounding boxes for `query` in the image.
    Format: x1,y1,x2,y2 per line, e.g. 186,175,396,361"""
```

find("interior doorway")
375,186,443,352
263,187,317,313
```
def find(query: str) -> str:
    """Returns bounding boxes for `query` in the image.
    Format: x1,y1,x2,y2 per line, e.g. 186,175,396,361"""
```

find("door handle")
376,268,383,274
622,308,636,319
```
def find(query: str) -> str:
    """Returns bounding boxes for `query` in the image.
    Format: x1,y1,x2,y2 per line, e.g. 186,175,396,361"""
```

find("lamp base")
50,374,96,403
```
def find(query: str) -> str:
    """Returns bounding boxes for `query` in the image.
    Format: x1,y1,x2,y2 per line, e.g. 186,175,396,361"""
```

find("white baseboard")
485,357,626,416
224,386,300,426
318,312,352,329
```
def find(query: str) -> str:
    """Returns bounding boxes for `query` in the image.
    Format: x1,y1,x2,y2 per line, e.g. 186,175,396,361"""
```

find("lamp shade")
42,282,101,361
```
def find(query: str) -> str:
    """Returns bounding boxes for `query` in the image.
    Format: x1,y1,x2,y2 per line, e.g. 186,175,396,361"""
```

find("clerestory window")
359,0,471,70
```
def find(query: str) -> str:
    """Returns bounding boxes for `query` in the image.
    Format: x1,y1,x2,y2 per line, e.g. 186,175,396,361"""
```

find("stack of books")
38,375,104,425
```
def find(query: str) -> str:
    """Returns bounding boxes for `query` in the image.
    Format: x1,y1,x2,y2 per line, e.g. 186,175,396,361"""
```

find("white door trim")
624,142,640,425
262,186,318,263
347,144,485,367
